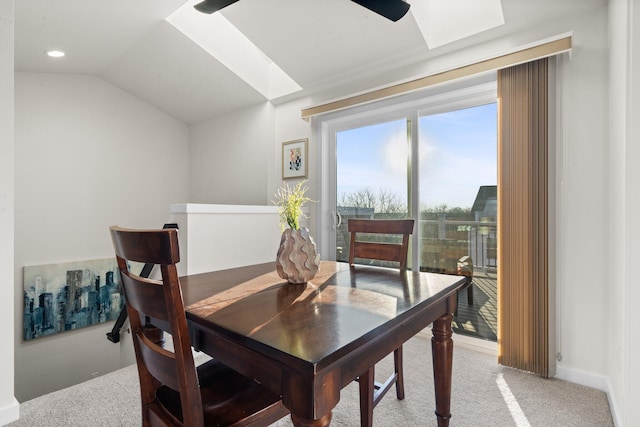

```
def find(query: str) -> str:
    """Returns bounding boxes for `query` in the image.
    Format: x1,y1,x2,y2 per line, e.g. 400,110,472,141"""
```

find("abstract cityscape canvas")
23,258,124,341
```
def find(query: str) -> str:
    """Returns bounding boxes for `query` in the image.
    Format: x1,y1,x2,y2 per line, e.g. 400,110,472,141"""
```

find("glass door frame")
314,79,498,266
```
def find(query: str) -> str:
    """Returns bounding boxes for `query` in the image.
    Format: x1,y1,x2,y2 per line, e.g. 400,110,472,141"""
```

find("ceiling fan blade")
351,0,411,22
193,0,241,14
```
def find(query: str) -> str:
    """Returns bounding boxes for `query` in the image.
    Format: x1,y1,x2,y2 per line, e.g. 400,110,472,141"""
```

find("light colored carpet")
9,335,613,427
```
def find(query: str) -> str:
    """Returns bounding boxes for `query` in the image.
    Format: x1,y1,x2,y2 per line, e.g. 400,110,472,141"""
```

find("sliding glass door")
321,82,498,342
418,103,498,341
335,118,410,263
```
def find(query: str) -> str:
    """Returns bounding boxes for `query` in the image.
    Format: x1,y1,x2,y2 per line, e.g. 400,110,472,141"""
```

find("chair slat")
353,242,404,263
348,218,414,235
136,330,180,391
110,227,180,265
119,272,169,322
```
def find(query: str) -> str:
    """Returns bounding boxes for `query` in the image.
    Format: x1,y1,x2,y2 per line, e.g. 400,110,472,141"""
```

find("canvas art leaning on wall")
23,258,124,341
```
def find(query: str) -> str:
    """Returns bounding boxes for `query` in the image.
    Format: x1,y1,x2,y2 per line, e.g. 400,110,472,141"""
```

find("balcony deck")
452,268,497,341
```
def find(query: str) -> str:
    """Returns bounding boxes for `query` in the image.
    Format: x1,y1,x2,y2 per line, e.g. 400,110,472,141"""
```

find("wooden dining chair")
109,226,289,427
347,218,415,427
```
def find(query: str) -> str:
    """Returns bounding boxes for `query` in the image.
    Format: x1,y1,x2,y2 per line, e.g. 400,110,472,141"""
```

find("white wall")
608,4,640,425
607,0,627,424
553,5,609,380
608,0,640,426
622,1,640,424
169,204,282,276
0,0,19,424
189,102,275,205
273,97,314,226
188,96,317,211
13,72,190,401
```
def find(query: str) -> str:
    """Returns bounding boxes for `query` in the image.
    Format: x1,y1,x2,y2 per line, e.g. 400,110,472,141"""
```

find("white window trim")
314,74,498,263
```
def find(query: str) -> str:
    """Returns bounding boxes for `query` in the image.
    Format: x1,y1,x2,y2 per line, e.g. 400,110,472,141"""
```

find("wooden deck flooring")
452,269,497,342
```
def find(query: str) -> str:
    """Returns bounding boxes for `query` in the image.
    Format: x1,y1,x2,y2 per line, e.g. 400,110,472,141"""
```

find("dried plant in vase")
272,180,320,284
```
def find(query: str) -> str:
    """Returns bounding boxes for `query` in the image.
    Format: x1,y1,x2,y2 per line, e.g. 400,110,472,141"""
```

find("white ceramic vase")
276,227,320,284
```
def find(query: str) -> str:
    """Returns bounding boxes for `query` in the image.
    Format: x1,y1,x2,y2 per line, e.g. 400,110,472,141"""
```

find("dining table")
178,260,466,427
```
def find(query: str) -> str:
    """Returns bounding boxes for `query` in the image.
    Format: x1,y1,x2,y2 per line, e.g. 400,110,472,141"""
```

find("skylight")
166,0,302,100
411,0,505,49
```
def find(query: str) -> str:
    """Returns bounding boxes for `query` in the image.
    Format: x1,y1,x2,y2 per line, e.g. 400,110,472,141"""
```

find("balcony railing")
336,213,497,272
419,218,497,273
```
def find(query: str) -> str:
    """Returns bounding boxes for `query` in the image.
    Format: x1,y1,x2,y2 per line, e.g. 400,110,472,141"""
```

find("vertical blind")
497,58,549,377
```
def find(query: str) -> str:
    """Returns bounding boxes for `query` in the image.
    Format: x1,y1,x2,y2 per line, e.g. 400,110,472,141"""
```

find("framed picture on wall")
282,138,308,179
22,257,123,341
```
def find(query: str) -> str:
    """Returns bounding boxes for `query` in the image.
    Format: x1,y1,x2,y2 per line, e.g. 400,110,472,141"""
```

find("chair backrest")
348,219,415,270
110,226,204,426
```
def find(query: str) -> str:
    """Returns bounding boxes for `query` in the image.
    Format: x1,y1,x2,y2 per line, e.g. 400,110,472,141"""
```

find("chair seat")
156,359,288,426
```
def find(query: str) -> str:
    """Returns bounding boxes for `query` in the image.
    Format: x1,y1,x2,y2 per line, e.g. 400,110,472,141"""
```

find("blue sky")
337,102,497,210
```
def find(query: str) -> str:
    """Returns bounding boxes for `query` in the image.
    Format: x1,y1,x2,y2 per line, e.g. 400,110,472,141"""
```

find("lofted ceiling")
14,0,603,124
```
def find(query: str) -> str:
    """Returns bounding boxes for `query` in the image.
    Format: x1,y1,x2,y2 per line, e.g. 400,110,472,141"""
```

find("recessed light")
46,50,65,58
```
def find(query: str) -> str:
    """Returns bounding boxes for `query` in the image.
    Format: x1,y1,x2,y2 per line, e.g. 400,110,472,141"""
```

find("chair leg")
359,368,375,427
467,281,474,305
394,345,405,400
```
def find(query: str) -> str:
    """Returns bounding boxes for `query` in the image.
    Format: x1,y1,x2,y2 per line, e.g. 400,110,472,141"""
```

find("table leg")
358,368,374,427
290,412,332,427
431,313,453,427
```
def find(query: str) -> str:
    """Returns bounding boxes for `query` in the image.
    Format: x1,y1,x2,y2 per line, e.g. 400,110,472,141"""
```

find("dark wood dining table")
178,260,465,427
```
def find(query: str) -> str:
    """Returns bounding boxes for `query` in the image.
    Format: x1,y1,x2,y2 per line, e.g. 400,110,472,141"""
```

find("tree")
421,204,471,220
339,187,406,214
339,188,472,218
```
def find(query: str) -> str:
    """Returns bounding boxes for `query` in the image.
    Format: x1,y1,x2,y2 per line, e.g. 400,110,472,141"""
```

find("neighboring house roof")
470,185,497,217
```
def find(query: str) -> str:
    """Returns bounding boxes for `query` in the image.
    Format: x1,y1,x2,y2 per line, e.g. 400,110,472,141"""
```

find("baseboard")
555,366,620,426
605,377,622,427
416,329,498,356
452,333,498,355
555,365,608,391
0,397,20,425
